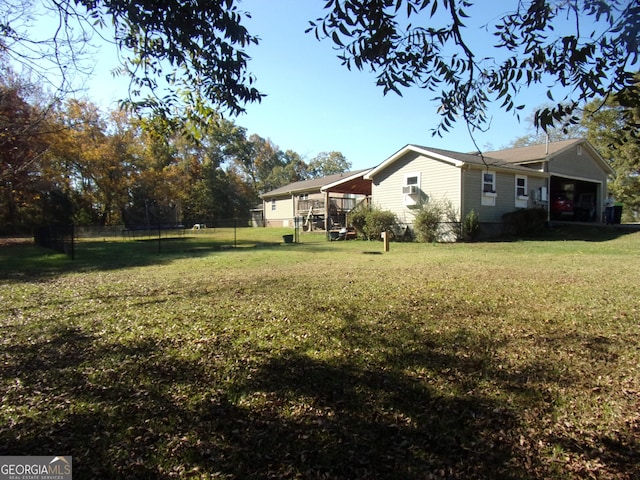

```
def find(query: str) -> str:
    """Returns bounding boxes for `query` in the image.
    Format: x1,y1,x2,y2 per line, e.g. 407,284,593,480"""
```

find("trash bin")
282,234,294,244
613,205,623,224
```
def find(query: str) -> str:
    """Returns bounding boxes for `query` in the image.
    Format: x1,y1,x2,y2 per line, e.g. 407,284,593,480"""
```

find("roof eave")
467,162,549,177
320,169,372,192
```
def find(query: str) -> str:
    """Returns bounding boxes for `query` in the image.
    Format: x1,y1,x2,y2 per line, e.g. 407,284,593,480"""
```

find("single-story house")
259,139,615,236
363,139,613,236
260,169,371,229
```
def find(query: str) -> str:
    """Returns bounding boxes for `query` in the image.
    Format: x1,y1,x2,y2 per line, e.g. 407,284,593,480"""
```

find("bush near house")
364,209,397,241
462,209,480,242
347,202,369,238
348,205,397,240
413,198,459,243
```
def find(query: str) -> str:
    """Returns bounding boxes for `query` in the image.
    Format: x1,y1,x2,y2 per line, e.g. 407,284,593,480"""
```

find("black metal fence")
34,225,75,259
72,218,279,252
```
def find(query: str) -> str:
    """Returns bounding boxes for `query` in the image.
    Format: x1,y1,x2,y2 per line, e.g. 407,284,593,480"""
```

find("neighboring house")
249,203,264,227
260,169,371,229
259,139,614,237
362,139,613,236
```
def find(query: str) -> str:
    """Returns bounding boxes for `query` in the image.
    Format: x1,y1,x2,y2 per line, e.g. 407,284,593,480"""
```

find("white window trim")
482,170,496,196
403,172,421,206
404,172,421,187
271,199,276,211
515,175,529,199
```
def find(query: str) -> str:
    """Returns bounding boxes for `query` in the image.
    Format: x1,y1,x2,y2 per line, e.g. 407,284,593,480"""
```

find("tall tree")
179,120,260,225
1,0,262,128
47,99,136,225
582,95,640,222
262,150,310,190
0,75,52,232
307,151,351,178
249,135,285,194
123,116,184,227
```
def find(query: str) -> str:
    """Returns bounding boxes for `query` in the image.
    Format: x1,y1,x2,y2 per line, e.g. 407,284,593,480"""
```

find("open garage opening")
550,176,602,222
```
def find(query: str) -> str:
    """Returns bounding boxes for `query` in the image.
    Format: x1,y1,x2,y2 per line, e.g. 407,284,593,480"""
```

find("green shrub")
347,203,370,239
502,208,547,237
348,204,397,240
413,198,459,243
462,209,480,242
364,208,397,241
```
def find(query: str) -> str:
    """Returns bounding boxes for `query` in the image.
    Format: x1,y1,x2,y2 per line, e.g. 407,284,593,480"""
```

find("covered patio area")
320,170,372,236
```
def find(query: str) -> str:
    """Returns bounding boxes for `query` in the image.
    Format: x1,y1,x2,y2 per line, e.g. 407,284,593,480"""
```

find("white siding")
370,151,462,225
263,196,294,227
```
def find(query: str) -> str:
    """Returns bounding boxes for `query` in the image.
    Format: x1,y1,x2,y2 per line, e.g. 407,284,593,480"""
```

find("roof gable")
485,138,614,175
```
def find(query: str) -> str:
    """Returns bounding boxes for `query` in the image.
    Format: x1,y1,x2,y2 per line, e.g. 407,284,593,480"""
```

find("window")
516,175,528,198
515,175,528,208
482,171,496,194
406,175,419,186
299,193,309,201
403,173,421,206
271,199,276,211
481,171,497,206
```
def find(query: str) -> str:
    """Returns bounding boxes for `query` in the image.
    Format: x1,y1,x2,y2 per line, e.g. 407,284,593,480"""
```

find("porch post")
324,190,330,233
292,193,296,228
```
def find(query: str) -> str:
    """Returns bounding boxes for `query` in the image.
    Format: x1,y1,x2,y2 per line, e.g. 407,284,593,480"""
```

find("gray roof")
410,145,516,167
263,140,589,198
261,169,370,198
401,145,547,174
483,138,582,163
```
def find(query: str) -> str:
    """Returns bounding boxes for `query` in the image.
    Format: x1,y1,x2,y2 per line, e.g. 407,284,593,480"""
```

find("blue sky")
88,0,561,171
237,0,550,170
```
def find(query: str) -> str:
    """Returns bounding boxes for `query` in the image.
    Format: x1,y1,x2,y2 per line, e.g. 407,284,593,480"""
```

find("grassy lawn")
1,226,639,479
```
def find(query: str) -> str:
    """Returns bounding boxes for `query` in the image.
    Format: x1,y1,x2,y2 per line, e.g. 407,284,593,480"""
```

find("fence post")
70,225,75,260
382,231,390,252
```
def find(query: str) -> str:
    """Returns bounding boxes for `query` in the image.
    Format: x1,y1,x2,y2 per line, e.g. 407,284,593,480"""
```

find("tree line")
2,67,639,236
3,1,639,230
0,73,351,234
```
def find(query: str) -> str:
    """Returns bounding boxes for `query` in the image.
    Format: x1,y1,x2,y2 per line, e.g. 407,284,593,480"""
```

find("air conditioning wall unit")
531,187,548,203
402,185,419,195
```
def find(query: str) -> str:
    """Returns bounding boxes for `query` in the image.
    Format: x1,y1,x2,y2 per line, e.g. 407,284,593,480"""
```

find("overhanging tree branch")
310,0,640,137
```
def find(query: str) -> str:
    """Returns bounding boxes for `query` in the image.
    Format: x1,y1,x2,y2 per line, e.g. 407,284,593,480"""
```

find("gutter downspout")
460,165,466,238
291,193,295,228
324,190,330,239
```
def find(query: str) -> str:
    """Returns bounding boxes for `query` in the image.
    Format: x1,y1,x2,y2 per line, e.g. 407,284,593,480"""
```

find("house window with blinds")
482,171,496,195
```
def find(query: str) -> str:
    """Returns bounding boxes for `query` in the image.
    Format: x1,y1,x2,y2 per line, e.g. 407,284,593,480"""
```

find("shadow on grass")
0,237,335,280
500,223,640,243
2,317,637,479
